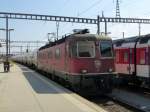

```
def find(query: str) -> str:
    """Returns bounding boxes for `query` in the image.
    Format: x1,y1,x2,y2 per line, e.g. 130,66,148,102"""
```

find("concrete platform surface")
0,63,107,112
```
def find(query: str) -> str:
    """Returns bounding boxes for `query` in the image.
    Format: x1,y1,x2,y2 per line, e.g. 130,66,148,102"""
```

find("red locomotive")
37,29,115,94
114,34,150,88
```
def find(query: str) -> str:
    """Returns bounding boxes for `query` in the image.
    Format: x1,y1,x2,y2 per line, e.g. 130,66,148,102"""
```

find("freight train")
113,34,150,88
12,29,116,94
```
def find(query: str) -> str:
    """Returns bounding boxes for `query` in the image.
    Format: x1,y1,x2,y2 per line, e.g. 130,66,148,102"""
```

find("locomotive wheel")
94,77,112,93
52,75,58,81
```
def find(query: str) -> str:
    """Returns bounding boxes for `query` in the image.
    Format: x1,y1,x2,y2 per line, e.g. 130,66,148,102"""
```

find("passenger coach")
114,34,150,88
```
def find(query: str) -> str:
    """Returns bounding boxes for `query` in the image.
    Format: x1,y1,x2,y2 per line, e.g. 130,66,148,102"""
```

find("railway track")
42,72,150,112
107,89,150,112
85,88,150,112
85,95,135,112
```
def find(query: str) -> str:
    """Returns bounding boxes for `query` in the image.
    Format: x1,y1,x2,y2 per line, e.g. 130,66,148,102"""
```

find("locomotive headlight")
109,68,113,72
81,69,87,74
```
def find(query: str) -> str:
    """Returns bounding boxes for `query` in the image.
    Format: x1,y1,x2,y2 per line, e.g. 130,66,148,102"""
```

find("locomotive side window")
71,43,77,57
48,50,53,59
55,48,61,59
100,41,113,57
77,41,95,58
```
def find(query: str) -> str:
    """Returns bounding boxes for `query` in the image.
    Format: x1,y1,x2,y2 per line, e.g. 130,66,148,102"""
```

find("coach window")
55,48,61,59
140,50,146,64
116,51,120,62
148,38,150,45
139,37,150,44
129,49,132,63
124,52,128,63
77,41,95,58
100,41,113,57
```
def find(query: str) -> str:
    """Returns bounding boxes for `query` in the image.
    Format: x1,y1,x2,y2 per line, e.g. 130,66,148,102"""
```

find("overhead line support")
0,12,150,24
6,16,8,62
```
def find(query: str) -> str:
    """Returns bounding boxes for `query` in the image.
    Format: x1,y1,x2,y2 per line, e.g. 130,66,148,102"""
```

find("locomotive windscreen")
100,41,113,57
71,41,95,58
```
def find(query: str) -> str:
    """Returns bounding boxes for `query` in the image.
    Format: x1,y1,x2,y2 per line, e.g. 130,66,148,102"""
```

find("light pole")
122,32,125,39
0,28,14,57
0,28,6,65
8,29,14,56
0,25,14,72
56,22,59,40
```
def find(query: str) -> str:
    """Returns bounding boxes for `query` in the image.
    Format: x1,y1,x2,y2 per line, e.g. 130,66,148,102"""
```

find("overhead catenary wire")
40,0,71,40
78,0,103,17
56,0,71,15
61,0,104,34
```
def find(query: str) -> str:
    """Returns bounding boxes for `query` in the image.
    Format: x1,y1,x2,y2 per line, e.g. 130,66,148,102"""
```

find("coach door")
148,46,150,77
129,48,133,75
123,48,131,75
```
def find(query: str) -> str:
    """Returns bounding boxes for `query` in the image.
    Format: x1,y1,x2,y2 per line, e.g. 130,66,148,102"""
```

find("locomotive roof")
39,34,111,51
71,34,111,40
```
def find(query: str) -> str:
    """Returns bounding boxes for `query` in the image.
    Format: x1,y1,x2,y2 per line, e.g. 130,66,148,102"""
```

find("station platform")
0,63,107,112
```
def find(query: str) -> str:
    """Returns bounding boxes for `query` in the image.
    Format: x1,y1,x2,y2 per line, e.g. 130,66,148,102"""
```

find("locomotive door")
65,42,70,73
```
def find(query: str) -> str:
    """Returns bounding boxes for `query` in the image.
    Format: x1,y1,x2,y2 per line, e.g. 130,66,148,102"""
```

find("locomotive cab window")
100,41,113,57
77,41,95,58
70,41,95,58
71,43,77,57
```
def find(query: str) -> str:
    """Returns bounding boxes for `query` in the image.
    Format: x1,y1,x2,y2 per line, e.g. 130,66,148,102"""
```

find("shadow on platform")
20,66,72,94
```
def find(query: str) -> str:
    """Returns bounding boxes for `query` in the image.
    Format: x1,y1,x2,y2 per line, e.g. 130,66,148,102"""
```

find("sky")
0,0,150,52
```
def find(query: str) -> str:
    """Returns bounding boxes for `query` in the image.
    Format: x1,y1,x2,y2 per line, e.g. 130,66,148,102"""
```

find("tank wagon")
12,50,37,68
